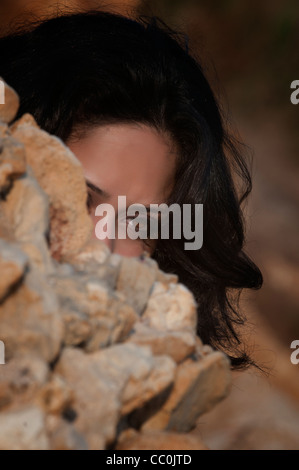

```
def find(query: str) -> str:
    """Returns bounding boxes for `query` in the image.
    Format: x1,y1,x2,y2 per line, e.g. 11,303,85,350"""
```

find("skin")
67,123,177,257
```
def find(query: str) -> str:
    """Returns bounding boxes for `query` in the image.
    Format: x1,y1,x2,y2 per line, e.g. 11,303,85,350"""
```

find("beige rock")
94,343,176,416
51,274,138,349
11,113,92,260
0,355,49,411
54,347,123,450
116,256,158,314
47,416,88,450
0,239,28,302
0,78,20,124
116,429,208,450
126,323,196,363
0,406,49,450
142,282,197,332
55,344,176,448
0,268,64,363
0,135,26,192
38,375,74,415
0,122,9,138
142,351,231,432
156,268,179,286
0,169,53,272
66,238,110,269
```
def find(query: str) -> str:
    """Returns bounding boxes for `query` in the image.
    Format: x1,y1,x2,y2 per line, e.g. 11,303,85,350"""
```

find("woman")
0,10,263,368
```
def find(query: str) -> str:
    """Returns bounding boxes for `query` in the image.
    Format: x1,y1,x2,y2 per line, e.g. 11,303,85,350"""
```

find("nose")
91,213,147,257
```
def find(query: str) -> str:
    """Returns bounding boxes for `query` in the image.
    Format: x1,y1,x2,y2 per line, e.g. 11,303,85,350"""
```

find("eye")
126,216,148,238
86,192,93,212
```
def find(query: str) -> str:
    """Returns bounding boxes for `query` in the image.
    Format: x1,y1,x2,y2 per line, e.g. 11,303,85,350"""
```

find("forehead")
68,123,177,205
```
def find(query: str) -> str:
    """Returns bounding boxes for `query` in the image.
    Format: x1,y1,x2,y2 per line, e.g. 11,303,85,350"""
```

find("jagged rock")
116,256,159,314
54,346,124,450
51,273,138,349
0,239,28,301
38,375,74,415
55,344,176,449
126,323,196,363
65,238,110,270
0,134,26,193
0,355,49,411
0,122,9,138
0,169,53,272
46,416,88,450
11,113,93,261
0,78,19,124
0,406,49,450
116,428,208,450
142,351,231,432
142,281,197,332
93,343,176,416
0,268,64,363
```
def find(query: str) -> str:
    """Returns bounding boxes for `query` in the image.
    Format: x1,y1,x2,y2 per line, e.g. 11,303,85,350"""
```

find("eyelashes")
86,191,153,247
86,192,93,212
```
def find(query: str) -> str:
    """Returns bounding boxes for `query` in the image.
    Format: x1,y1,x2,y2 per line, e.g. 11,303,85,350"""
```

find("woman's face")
67,123,177,257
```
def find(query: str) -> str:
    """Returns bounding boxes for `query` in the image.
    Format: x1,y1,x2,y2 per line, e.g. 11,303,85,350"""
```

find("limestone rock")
93,343,176,416
0,239,28,301
46,416,88,450
116,429,208,450
38,375,74,415
0,406,49,450
51,273,138,349
0,355,49,411
0,78,20,124
142,282,197,332
126,323,196,363
11,114,92,260
65,238,110,269
0,268,64,363
116,256,159,314
0,134,26,193
54,347,124,450
0,169,53,272
142,351,231,433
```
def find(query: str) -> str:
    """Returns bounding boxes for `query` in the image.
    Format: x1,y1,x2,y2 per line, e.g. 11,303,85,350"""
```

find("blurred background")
1,0,299,449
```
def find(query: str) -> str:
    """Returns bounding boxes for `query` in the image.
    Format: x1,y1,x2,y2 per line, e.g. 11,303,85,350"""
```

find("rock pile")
0,79,231,450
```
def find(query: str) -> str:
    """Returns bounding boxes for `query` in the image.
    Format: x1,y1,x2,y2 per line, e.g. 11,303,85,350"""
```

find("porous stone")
116,256,159,314
142,351,231,433
0,239,28,301
0,135,26,193
0,406,49,450
0,268,64,363
0,355,49,411
142,282,198,332
126,323,196,363
11,113,93,260
116,428,208,450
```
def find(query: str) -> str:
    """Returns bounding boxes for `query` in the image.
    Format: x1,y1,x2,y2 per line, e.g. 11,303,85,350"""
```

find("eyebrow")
86,179,161,218
85,179,110,199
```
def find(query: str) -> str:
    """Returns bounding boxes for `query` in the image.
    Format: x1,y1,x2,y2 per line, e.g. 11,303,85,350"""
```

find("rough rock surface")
0,79,231,450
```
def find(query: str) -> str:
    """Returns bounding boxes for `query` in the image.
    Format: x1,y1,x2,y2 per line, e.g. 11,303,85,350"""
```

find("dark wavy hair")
0,10,263,369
